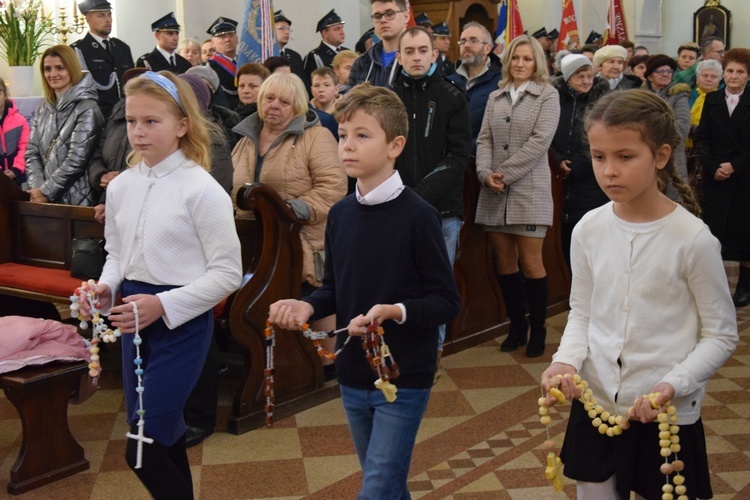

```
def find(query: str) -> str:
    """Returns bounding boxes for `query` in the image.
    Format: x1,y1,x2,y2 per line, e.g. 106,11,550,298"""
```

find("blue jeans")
439,216,462,350
340,384,432,500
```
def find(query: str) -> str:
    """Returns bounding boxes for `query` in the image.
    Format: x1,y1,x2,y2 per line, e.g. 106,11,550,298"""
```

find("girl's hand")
541,363,579,406
109,294,165,334
28,188,48,203
94,204,106,224
4,169,16,179
268,299,314,330
78,283,112,319
629,382,675,423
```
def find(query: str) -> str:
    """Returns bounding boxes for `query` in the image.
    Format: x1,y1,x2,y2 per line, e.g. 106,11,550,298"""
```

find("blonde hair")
333,49,358,70
334,82,407,142
500,35,549,88
40,45,84,104
585,90,701,216
257,73,309,121
124,71,220,170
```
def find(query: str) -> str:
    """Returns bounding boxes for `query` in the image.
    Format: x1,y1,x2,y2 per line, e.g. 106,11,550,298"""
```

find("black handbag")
70,238,105,280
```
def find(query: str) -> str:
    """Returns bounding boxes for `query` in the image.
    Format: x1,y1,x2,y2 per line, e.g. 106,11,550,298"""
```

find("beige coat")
475,80,560,227
232,113,347,286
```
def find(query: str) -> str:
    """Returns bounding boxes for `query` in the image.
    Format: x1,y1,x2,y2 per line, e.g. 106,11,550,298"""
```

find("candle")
72,0,77,17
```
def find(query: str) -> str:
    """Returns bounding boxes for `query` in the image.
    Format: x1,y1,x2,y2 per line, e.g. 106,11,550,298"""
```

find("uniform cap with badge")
78,0,111,15
316,9,344,33
415,12,431,27
152,12,181,33
431,22,451,38
274,10,292,26
207,17,238,37
532,27,550,40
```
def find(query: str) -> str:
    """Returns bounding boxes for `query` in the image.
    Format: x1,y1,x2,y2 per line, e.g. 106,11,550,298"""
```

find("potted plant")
0,0,54,97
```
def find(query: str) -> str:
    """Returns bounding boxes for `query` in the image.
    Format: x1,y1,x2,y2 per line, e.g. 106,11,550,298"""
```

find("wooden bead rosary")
263,320,400,426
539,373,687,499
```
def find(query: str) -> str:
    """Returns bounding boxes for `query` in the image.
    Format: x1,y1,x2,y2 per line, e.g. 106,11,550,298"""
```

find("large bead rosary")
539,373,687,499
71,281,152,468
263,320,400,426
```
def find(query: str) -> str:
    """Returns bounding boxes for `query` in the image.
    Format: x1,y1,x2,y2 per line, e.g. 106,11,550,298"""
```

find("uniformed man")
302,9,348,91
275,10,304,81
136,12,191,74
432,22,454,76
415,12,433,34
71,0,133,120
206,17,240,109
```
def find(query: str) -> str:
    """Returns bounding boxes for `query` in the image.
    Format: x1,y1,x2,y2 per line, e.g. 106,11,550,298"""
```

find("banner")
237,0,279,67
507,0,525,44
557,0,580,51
604,0,628,45
406,0,416,28
493,0,507,57
494,0,524,57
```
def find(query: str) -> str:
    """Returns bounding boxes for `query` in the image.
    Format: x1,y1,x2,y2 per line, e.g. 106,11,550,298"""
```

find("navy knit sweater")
303,188,460,389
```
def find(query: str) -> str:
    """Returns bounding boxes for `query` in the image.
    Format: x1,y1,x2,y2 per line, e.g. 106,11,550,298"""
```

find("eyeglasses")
277,26,292,33
710,49,726,56
457,38,487,46
371,9,403,22
652,69,674,75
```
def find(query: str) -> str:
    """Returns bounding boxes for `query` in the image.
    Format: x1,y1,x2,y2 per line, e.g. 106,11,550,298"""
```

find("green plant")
0,0,54,66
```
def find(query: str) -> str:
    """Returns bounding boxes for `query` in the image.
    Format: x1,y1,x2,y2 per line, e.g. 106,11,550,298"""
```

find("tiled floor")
2,269,750,499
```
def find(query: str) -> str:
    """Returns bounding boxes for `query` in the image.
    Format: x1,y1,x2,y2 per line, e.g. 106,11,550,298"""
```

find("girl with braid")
541,90,737,499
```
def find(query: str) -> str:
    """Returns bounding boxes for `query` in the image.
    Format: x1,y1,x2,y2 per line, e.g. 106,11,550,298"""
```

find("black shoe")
500,324,528,352
526,327,547,358
323,364,337,382
734,287,750,307
185,426,213,448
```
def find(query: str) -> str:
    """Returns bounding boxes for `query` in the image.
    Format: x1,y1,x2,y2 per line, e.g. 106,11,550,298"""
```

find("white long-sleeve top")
98,150,242,329
553,202,737,424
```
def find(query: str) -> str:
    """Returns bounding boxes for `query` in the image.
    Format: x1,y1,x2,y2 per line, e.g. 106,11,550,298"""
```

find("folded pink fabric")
0,316,91,374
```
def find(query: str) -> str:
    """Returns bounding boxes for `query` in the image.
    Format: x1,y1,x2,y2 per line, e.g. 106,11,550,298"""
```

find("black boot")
734,265,750,307
525,276,548,358
497,272,528,352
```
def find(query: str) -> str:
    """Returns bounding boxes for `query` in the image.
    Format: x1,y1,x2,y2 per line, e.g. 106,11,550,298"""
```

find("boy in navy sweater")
268,83,460,499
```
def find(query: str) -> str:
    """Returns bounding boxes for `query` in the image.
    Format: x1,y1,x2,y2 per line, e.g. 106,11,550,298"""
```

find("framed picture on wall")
694,1,731,48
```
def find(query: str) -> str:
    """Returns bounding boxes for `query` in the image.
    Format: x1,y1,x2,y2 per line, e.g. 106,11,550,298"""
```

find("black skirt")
560,399,712,500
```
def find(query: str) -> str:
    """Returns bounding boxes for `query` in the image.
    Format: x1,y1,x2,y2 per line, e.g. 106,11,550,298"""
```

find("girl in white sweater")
541,90,737,499
82,71,242,498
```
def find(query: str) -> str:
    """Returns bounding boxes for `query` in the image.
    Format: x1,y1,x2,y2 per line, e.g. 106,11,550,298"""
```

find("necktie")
102,39,111,53
280,49,285,58
169,54,175,68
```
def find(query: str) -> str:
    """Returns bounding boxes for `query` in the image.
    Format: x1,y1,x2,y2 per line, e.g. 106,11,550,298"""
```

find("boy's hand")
541,362,579,406
110,294,164,334
268,299,314,330
346,304,402,337
629,382,675,423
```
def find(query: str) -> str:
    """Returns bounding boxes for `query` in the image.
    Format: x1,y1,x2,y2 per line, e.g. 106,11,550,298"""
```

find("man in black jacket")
206,17,240,109
275,10,305,81
136,12,191,74
72,0,134,120
303,10,348,92
393,27,471,366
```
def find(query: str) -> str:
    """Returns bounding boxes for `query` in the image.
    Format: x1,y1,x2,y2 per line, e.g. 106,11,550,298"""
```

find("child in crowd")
310,66,339,114
0,79,29,187
80,71,242,499
268,83,460,499
541,90,737,499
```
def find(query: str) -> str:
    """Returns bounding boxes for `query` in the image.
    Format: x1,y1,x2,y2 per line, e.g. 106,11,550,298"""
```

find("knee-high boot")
525,276,548,358
734,265,750,308
498,272,528,352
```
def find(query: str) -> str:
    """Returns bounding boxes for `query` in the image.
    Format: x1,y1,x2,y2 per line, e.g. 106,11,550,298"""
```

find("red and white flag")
604,0,628,45
557,0,579,51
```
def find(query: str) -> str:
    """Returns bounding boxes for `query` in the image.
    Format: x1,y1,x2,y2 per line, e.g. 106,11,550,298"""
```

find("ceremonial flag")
557,0,580,51
493,0,507,57
604,0,628,45
507,0,524,43
406,0,416,28
237,0,279,67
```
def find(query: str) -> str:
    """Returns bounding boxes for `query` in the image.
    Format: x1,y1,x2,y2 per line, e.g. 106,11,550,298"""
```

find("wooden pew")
226,184,339,434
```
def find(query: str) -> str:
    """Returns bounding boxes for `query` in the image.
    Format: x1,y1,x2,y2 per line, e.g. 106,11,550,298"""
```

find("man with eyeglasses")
701,36,726,63
274,10,304,81
348,0,410,88
448,22,502,150
303,9,348,93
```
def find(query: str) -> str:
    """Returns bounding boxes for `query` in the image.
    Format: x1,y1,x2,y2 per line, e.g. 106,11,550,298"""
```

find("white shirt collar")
89,32,109,47
137,149,187,178
156,46,176,61
356,171,404,205
322,41,340,53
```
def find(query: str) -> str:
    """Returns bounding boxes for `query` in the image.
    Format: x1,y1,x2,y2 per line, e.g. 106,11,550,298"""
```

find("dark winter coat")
88,98,129,204
348,41,401,89
392,66,472,219
450,54,503,149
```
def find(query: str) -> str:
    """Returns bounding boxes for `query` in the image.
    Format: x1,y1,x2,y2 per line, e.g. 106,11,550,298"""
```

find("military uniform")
71,33,133,120
274,11,305,82
433,22,455,77
303,9,348,90
207,17,239,109
135,12,192,74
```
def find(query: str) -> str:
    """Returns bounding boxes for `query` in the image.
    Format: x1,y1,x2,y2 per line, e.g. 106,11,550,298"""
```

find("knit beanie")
179,74,211,112
554,50,570,70
644,54,677,78
561,54,593,82
186,65,220,94
593,45,627,68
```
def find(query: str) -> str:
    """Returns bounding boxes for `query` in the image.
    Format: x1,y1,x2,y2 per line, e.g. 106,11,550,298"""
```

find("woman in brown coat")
475,35,560,357
232,73,346,375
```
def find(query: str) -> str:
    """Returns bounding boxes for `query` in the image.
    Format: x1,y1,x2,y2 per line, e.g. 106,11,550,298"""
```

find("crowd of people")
3,0,745,498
